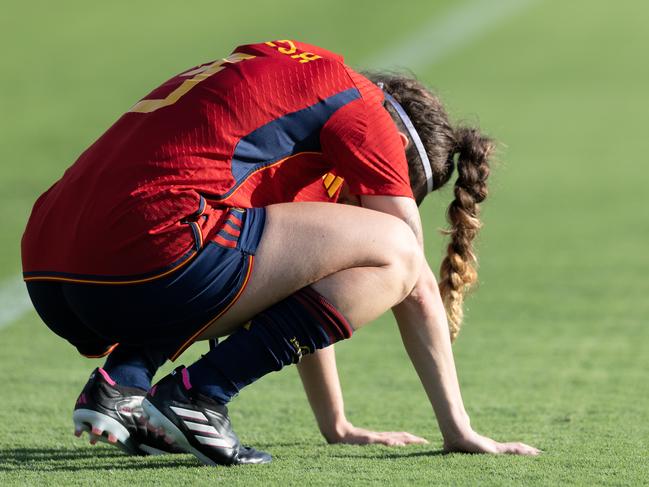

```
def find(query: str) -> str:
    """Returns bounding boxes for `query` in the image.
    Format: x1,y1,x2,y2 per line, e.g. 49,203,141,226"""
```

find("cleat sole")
73,408,139,455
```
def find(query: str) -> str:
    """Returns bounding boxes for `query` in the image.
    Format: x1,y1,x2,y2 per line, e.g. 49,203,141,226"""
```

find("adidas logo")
170,406,235,449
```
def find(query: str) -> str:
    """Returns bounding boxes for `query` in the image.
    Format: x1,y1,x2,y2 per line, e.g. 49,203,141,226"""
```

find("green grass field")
2,0,649,485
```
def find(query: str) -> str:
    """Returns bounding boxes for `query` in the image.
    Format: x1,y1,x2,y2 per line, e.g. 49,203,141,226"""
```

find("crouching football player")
22,40,539,465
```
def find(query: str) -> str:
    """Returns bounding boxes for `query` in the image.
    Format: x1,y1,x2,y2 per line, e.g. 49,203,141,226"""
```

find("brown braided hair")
364,72,494,341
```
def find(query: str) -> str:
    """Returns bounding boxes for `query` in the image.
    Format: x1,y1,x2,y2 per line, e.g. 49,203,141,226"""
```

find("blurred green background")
2,0,648,485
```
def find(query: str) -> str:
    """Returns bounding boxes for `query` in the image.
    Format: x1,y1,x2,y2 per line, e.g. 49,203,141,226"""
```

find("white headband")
378,83,434,194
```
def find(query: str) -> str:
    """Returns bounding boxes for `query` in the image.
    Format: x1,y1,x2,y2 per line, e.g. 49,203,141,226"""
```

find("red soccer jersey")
22,40,413,281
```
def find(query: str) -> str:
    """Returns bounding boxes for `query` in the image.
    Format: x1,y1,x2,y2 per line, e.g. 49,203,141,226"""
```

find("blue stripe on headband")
378,83,434,194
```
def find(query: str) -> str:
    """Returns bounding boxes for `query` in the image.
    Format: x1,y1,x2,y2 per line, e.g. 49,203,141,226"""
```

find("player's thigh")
201,201,420,336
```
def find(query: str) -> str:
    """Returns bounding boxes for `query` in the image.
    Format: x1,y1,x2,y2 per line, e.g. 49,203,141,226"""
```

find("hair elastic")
377,82,434,194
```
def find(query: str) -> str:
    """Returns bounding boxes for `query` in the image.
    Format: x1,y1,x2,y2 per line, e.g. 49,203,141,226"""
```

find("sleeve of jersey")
320,98,414,198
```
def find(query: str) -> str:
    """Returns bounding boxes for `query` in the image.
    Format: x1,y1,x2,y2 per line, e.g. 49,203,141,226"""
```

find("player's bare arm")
361,194,539,455
297,345,428,446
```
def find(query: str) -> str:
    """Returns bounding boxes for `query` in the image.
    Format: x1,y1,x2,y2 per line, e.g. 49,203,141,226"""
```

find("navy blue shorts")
26,207,266,361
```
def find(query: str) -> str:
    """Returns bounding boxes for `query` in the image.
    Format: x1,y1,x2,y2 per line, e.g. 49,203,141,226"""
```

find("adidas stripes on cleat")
73,368,184,456
142,366,272,466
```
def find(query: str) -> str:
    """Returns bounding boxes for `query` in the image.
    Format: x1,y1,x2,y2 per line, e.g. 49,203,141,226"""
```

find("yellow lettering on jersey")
291,52,322,64
265,40,321,64
277,39,297,55
129,52,255,114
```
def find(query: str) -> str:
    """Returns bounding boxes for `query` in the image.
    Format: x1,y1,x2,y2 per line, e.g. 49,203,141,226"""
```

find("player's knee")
397,238,422,300
383,218,422,300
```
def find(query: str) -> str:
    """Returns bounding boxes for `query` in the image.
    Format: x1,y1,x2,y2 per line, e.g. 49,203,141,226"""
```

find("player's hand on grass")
443,430,540,456
326,422,428,446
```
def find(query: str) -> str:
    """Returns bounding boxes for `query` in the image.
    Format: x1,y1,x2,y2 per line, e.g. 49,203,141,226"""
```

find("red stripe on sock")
294,293,337,343
297,287,354,342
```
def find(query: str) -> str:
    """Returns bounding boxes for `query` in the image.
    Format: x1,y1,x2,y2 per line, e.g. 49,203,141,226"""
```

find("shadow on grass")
330,449,447,460
0,445,447,472
0,447,201,472
252,441,313,449
252,442,447,461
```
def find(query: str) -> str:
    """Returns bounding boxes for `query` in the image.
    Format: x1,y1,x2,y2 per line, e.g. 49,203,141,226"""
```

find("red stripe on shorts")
213,233,237,248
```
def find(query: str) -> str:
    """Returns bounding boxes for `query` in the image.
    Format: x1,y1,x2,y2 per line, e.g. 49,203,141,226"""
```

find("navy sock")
103,345,168,390
187,287,353,404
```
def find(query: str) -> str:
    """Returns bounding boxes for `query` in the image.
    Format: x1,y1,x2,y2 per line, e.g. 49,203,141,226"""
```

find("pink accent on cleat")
164,435,175,445
91,426,103,435
181,368,192,390
98,368,117,386
76,393,88,406
107,434,118,444
149,384,158,396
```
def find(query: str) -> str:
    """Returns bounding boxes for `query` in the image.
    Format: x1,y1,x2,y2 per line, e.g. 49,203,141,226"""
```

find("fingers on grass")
502,442,541,456
376,432,428,447
402,432,429,444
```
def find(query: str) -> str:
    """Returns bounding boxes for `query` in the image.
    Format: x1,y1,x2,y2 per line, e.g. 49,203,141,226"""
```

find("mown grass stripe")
0,275,31,330
362,0,539,70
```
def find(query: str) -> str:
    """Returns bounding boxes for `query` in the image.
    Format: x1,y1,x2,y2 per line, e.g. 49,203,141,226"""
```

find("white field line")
362,0,539,71
0,274,32,330
0,0,538,332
